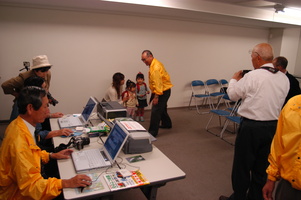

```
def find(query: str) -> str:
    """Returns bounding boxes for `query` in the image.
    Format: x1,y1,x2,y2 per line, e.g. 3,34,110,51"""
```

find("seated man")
24,76,73,178
24,76,73,146
0,86,91,199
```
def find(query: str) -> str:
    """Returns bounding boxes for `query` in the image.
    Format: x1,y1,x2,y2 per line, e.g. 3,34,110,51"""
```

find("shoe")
149,130,157,137
140,117,144,122
135,116,140,121
159,125,172,129
219,195,229,200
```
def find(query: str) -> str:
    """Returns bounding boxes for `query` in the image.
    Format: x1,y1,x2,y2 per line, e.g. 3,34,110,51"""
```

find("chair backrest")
229,99,242,116
218,79,228,93
191,80,206,95
205,79,219,86
205,79,223,96
191,80,205,87
219,79,228,86
214,93,233,109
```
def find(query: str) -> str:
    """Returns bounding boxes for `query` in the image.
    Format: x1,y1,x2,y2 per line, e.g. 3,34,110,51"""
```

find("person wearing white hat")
2,55,52,122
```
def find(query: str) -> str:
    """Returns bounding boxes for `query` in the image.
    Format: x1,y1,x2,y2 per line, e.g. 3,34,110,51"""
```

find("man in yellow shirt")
0,86,91,200
141,50,173,137
262,95,301,200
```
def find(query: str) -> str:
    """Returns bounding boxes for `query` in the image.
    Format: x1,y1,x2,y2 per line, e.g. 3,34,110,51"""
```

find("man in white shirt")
219,43,289,200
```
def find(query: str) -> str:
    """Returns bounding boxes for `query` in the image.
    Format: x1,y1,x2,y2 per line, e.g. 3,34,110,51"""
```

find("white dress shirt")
227,63,289,121
21,118,36,143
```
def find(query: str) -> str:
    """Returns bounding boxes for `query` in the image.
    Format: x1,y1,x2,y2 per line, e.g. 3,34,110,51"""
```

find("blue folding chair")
188,80,210,114
219,79,228,94
205,94,236,136
205,79,225,109
219,100,242,145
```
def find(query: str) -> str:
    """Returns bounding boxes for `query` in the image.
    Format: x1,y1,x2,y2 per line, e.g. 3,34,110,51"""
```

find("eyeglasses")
39,67,50,72
141,57,149,62
248,49,261,57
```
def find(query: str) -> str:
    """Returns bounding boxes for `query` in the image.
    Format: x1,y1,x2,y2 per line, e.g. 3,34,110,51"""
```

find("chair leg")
188,95,193,109
220,120,236,146
206,113,220,137
194,97,200,114
220,120,230,139
205,113,214,130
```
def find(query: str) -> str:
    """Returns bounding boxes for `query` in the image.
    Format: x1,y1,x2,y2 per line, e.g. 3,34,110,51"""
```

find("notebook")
58,96,98,129
71,121,129,172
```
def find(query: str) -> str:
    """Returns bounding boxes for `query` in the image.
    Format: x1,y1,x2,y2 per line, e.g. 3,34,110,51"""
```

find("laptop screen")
104,122,128,162
81,97,97,122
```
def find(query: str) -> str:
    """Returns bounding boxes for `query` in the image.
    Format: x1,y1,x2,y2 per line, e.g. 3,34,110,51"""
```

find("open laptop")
58,96,98,129
71,120,129,172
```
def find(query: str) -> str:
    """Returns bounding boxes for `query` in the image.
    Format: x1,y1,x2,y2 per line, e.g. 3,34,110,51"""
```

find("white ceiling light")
283,7,301,17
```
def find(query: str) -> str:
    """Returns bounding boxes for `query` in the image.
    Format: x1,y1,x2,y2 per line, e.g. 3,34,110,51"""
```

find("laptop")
58,96,98,129
71,120,129,172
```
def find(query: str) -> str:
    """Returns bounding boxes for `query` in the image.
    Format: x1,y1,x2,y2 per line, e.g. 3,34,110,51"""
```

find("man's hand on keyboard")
52,149,74,160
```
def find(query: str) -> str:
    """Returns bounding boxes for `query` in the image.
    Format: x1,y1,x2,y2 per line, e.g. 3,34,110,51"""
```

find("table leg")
140,183,166,200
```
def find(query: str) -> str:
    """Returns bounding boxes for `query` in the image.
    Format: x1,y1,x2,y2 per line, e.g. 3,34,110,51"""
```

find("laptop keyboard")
85,149,106,167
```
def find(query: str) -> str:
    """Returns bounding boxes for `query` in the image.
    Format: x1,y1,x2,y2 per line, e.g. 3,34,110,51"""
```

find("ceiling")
208,0,301,9
1,0,301,28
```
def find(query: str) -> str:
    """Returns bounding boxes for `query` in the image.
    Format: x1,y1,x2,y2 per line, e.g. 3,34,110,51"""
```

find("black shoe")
151,134,157,137
149,131,158,137
159,125,172,129
219,195,229,200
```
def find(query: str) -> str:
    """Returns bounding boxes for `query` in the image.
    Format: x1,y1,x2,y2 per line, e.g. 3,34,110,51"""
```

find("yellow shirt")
266,95,301,190
148,58,173,95
0,116,62,200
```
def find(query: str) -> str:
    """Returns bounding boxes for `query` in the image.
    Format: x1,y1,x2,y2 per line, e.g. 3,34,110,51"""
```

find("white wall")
296,34,301,77
280,28,301,74
0,6,270,120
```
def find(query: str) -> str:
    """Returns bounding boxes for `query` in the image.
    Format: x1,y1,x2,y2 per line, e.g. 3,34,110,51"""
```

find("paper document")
120,121,146,131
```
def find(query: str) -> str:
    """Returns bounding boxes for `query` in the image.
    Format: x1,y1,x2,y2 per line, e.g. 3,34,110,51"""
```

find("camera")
54,136,90,152
73,136,90,150
242,70,251,77
20,61,30,71
47,92,59,106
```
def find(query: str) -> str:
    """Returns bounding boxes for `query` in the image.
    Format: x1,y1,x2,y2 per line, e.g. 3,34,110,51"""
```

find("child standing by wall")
136,72,149,122
122,79,138,119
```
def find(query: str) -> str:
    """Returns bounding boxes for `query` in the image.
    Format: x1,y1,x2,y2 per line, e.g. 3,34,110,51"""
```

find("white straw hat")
31,55,52,70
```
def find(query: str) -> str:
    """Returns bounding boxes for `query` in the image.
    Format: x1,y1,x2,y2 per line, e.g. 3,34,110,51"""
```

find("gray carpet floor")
0,106,237,200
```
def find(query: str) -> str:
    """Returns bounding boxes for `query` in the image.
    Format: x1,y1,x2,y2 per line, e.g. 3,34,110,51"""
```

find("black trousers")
275,179,301,200
230,118,277,200
148,89,172,137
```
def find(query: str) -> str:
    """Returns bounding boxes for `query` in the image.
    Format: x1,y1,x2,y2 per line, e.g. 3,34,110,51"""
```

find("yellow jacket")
0,116,62,200
148,58,173,95
266,95,301,190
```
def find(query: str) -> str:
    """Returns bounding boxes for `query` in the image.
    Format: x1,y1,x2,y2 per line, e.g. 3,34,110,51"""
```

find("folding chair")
188,80,210,114
205,94,236,136
219,79,228,94
219,100,242,145
205,79,225,109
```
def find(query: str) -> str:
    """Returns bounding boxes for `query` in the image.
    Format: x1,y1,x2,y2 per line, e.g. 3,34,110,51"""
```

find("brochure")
104,170,149,191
